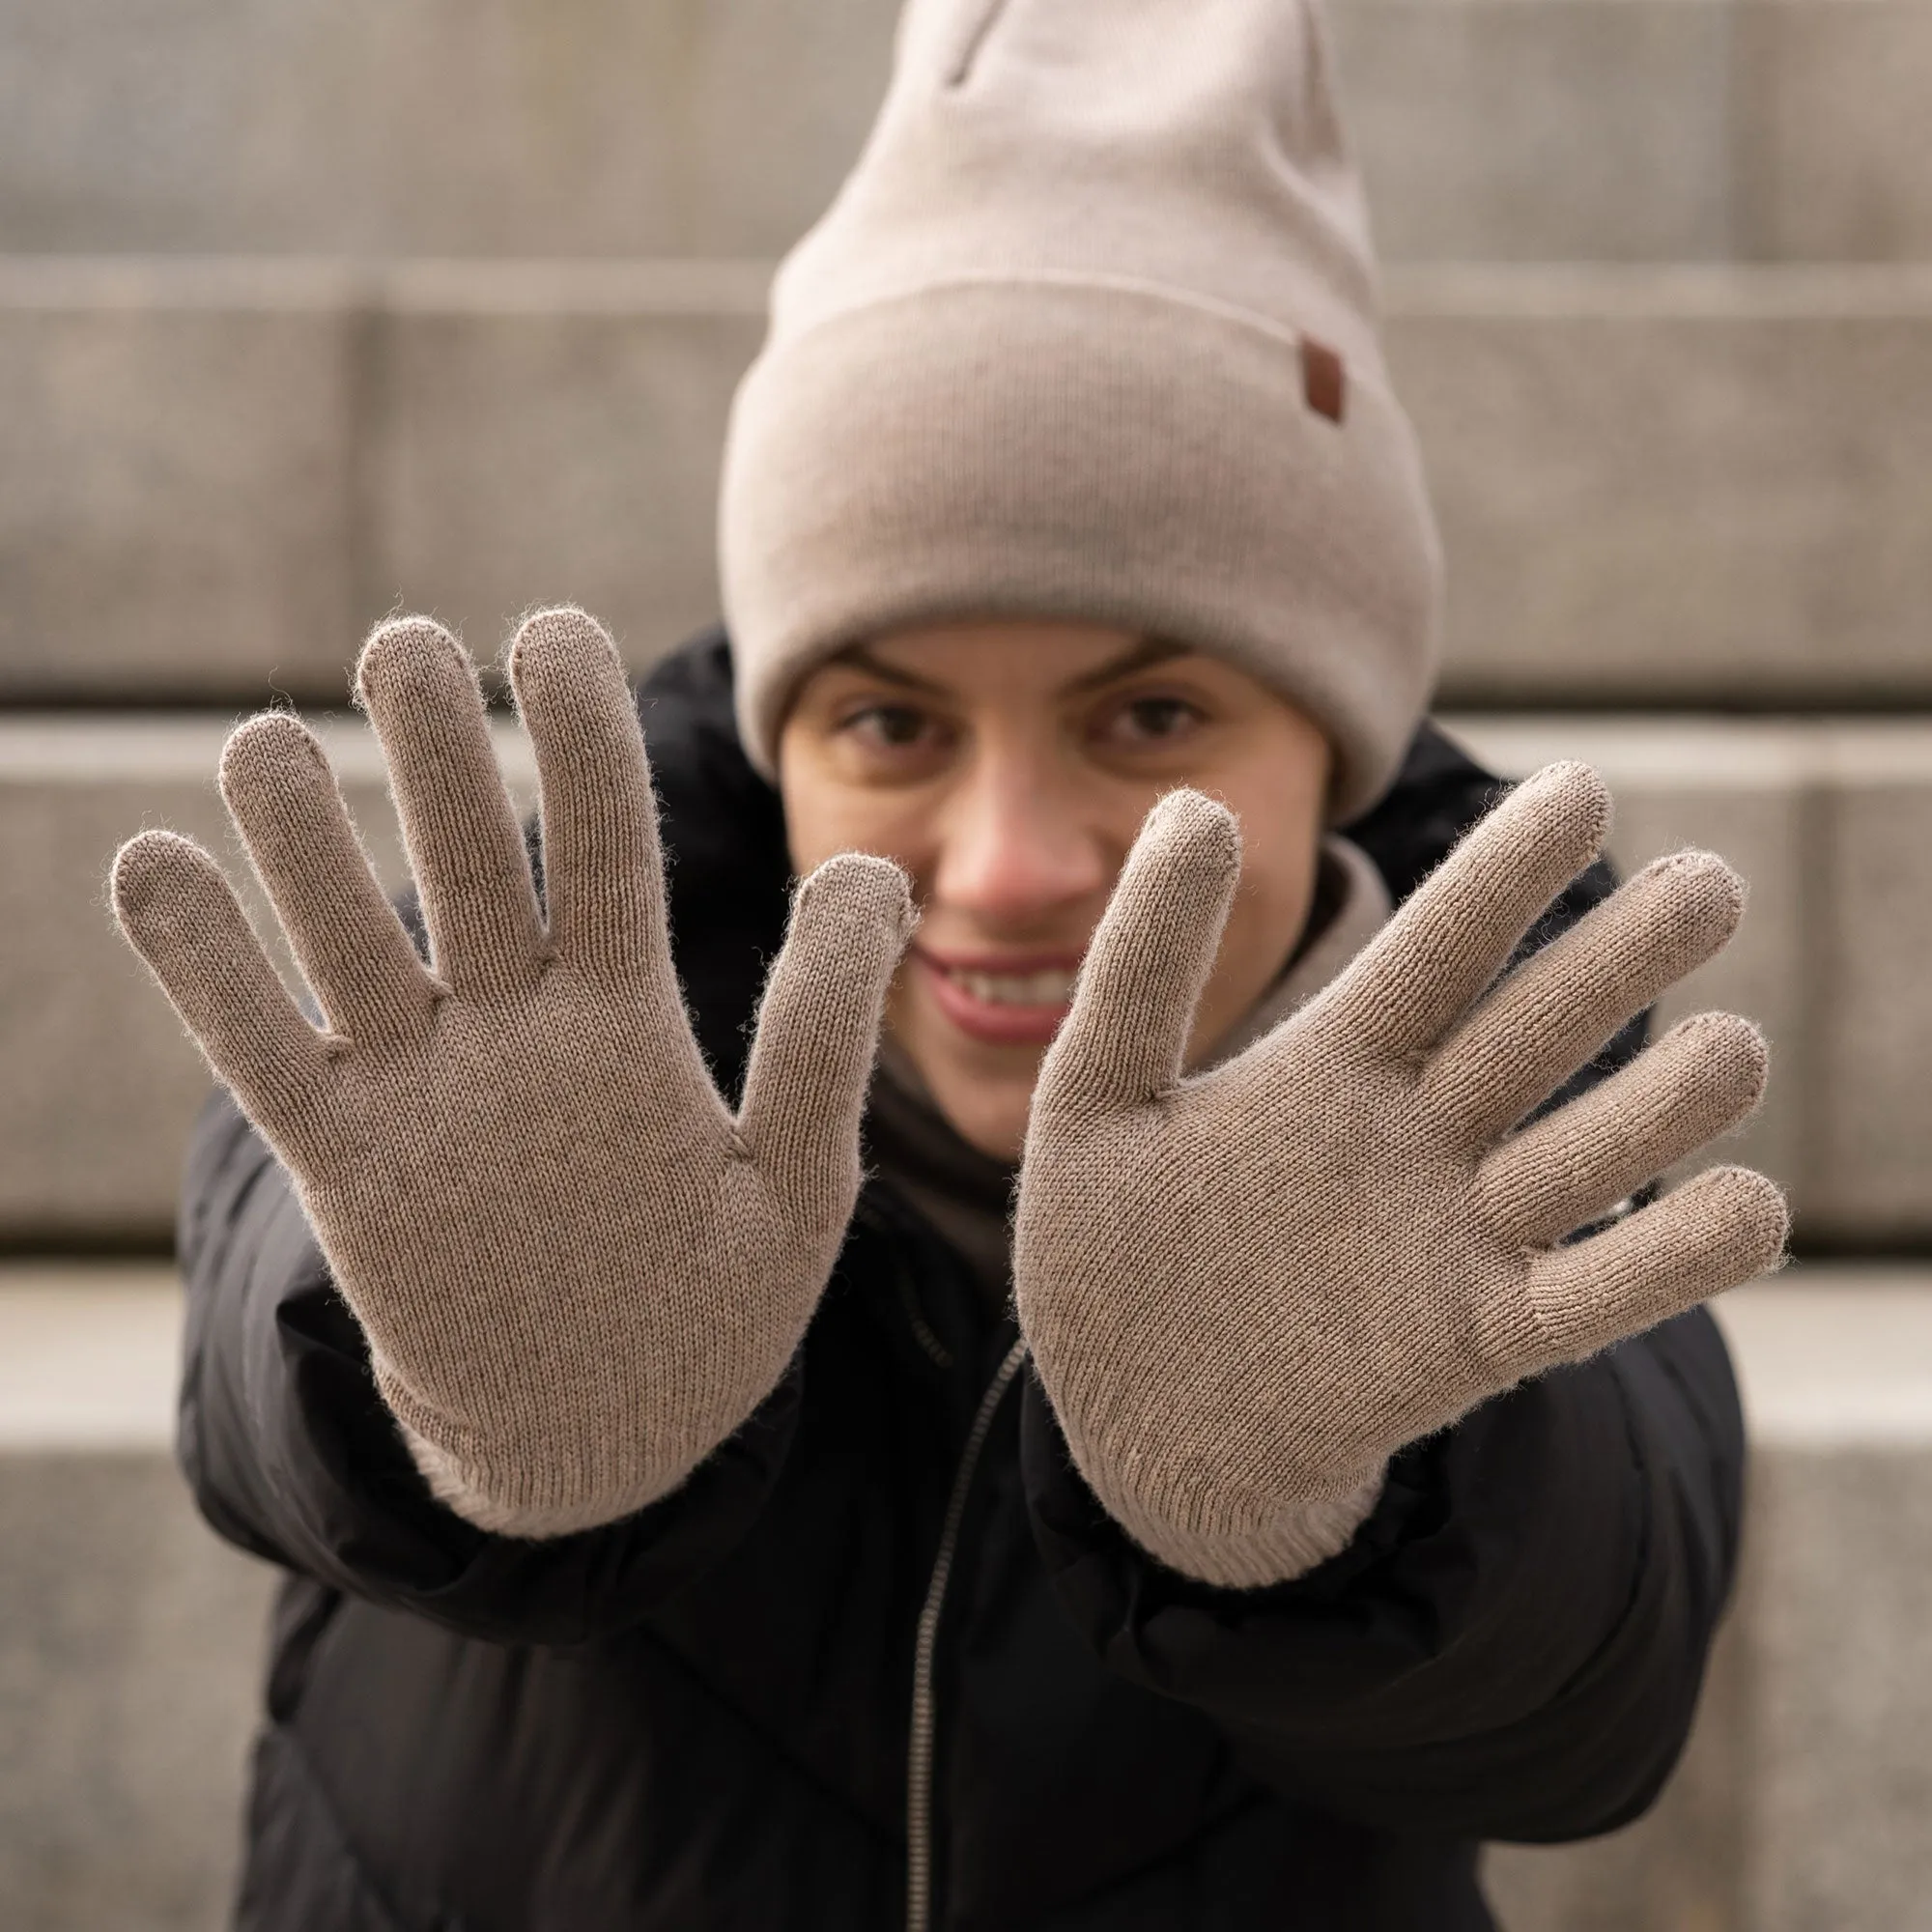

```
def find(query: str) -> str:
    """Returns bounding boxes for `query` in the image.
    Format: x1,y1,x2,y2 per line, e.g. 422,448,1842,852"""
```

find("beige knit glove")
1014,763,1786,1590
112,610,914,1538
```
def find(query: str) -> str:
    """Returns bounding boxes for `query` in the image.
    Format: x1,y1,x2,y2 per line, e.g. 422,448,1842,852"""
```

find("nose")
928,746,1114,930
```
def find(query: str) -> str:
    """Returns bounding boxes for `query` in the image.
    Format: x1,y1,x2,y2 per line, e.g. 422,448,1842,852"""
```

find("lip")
910,945,1084,1047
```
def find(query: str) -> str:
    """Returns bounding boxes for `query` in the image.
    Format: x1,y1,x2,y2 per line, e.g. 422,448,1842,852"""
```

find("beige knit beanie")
719,0,1443,820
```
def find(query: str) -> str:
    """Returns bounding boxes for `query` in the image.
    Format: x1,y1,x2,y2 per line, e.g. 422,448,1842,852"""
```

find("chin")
947,1104,1031,1165
887,983,1058,1160
920,1044,1041,1163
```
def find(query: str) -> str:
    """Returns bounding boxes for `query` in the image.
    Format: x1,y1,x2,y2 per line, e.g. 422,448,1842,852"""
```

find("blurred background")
3,2,1931,1927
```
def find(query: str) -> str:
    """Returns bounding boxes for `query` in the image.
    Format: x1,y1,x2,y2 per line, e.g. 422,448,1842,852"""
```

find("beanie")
718,0,1443,821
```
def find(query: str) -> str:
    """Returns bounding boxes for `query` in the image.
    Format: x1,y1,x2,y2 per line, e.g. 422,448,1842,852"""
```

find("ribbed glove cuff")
1085,1460,1389,1590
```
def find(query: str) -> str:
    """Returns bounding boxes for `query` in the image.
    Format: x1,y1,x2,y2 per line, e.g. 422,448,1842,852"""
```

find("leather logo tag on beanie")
1301,338,1347,424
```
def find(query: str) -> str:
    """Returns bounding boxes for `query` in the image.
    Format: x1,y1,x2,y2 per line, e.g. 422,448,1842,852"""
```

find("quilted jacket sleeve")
1022,1306,1743,1841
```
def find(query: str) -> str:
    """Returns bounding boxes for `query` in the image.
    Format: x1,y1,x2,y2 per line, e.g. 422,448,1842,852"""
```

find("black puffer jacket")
178,632,1745,1932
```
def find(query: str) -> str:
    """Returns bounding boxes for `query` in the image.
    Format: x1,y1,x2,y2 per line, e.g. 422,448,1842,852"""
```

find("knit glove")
112,610,914,1537
1014,763,1785,1590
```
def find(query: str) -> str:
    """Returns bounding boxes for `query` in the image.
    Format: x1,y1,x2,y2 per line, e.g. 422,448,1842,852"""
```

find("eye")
839,702,947,752
1097,694,1207,748
801,682,960,783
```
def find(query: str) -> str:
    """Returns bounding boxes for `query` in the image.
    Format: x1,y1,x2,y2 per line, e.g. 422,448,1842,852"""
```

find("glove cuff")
1086,1460,1388,1590
378,1361,695,1541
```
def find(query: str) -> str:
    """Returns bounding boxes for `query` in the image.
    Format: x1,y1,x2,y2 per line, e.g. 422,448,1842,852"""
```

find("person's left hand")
1012,766,1785,1589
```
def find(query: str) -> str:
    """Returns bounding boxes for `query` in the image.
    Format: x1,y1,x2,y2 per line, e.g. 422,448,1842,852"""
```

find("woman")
114,2,1783,1925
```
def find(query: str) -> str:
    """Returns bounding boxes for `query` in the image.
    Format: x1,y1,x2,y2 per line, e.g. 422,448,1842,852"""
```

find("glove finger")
1034,789,1239,1119
111,831,329,1132
355,616,543,1001
1426,849,1746,1148
1511,1164,1788,1371
219,712,435,1044
1476,1012,1769,1248
736,853,916,1229
1332,762,1609,1060
508,608,674,991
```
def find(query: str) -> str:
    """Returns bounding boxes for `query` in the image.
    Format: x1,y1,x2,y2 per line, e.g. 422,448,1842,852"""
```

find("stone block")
1741,1442,1932,1931
0,1264,272,1932
1449,717,1932,1244
0,1271,182,1448
1719,1275,1932,1932
1444,717,1811,1210
0,260,359,703
0,0,896,259
1330,0,1732,263
0,717,535,1242
13,265,1932,706
1487,1272,1932,1932
369,263,768,673
1736,2,1932,264
0,1451,273,1932
1336,0,1932,268
1805,729,1932,1247
0,260,770,705
1391,267,1932,708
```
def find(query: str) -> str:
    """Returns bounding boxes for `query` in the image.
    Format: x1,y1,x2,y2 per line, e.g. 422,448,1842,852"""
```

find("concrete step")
2,1264,1926,1931
0,0,900,263
3,0,1929,265
0,714,534,1243
1447,713,1932,1247
1,708,1927,1242
1333,0,1932,265
1491,1270,1932,1932
3,259,1931,708
0,257,766,705
1387,265,1932,711
0,1268,274,1932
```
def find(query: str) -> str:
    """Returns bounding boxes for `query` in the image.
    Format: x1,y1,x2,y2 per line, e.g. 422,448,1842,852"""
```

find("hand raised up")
1014,765,1785,1589
113,610,913,1537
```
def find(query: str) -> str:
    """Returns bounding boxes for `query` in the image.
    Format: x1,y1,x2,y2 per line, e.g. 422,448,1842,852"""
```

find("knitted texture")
1208,835,1391,1068
1014,764,1788,1589
112,610,915,1538
719,0,1441,819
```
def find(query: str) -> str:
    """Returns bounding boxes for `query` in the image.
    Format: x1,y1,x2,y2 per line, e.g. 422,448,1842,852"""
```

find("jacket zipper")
852,1195,954,1370
905,1336,1030,1932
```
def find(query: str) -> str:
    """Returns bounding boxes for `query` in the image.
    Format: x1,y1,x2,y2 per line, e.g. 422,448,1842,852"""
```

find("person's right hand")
113,609,914,1537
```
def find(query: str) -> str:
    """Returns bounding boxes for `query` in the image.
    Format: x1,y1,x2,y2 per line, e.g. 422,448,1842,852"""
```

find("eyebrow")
830,643,949,696
834,635,1191,700
1062,637,1190,695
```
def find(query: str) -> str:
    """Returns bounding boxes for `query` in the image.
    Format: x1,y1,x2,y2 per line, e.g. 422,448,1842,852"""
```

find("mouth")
911,947,1083,1047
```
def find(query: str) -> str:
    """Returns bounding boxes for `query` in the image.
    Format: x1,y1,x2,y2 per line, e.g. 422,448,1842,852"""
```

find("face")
778,619,1332,1161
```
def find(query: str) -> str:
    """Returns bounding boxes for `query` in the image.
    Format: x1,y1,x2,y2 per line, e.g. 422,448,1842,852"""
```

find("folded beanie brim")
721,278,1441,820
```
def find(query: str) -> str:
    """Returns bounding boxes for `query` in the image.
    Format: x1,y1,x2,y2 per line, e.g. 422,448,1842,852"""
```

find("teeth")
947,967,1079,1008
